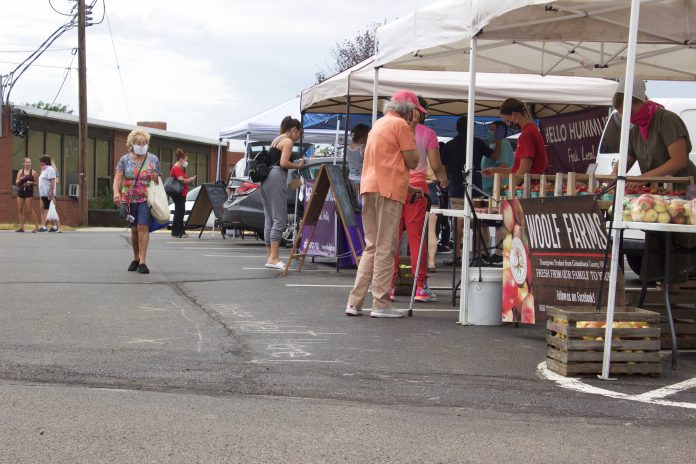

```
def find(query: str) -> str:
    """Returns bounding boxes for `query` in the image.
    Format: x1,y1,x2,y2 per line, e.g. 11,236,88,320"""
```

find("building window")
63,134,79,196
95,139,111,197
46,132,63,194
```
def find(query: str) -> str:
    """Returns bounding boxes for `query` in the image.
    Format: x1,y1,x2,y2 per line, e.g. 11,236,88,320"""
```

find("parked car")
167,186,215,230
221,156,344,245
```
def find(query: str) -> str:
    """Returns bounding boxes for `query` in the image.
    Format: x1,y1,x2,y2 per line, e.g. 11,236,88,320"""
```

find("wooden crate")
546,306,661,376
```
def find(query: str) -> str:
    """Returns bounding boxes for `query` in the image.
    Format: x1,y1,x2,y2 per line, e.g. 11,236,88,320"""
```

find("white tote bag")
148,177,170,223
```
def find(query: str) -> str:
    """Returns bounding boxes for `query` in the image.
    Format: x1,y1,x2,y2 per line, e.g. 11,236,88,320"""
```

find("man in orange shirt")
345,90,421,318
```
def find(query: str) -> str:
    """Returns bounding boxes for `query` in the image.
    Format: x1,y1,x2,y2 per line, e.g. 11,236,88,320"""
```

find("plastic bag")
147,177,170,223
47,200,59,222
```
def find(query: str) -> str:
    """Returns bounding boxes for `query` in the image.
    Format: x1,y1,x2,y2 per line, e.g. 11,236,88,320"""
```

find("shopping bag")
164,176,184,196
149,216,168,232
147,177,170,223
47,201,59,222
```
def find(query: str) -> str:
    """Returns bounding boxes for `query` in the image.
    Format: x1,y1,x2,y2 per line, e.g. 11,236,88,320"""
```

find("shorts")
17,188,34,199
41,196,51,209
449,197,465,210
428,183,440,208
126,201,152,227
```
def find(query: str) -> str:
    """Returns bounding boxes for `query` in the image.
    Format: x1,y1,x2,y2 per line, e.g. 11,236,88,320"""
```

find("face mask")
133,144,148,155
182,161,189,168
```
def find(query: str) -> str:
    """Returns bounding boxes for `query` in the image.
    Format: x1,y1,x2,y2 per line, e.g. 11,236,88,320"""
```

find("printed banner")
301,179,337,257
539,107,610,174
501,196,624,324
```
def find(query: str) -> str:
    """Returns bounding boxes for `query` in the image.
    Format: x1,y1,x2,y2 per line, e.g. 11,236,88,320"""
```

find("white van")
596,98,696,275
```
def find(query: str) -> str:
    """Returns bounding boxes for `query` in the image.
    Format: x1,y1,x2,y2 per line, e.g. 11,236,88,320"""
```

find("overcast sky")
2,0,435,141
3,0,695,143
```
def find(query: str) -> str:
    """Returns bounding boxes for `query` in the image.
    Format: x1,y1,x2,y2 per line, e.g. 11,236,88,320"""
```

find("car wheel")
281,214,297,247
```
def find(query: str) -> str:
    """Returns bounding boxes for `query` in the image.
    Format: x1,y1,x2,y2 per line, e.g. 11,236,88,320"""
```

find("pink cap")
391,89,428,114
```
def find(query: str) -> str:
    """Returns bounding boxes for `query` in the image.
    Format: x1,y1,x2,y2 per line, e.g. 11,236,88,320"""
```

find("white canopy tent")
374,0,696,378
300,57,617,117
218,96,346,144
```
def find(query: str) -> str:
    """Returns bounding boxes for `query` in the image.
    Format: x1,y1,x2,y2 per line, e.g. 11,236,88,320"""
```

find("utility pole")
77,0,88,226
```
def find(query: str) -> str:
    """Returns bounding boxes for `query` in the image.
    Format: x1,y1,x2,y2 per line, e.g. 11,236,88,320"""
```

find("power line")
44,48,78,116
47,0,76,16
104,0,132,123
0,59,77,70
0,48,74,54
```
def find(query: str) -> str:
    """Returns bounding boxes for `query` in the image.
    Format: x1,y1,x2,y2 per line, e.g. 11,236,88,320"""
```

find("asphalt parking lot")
1,229,695,463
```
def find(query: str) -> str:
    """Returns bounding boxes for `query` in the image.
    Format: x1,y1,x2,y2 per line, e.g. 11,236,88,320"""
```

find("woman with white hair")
112,129,161,274
345,90,421,318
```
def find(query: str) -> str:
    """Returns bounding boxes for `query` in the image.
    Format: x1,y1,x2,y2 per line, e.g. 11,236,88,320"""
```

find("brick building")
1,105,238,227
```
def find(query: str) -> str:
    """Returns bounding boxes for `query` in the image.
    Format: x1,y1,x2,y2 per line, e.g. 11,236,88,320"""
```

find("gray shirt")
346,144,364,182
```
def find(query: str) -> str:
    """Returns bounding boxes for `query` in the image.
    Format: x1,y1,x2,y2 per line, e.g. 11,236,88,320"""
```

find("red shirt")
170,165,188,196
513,122,548,175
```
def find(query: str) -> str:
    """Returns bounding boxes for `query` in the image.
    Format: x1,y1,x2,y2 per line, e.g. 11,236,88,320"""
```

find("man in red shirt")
345,90,421,318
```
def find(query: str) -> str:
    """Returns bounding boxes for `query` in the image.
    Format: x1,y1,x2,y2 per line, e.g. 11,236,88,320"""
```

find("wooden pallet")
546,306,661,377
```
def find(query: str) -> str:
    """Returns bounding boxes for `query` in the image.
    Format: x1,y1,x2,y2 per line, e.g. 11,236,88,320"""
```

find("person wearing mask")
390,95,449,302
112,129,161,274
345,90,420,318
170,148,197,238
479,121,515,264
15,157,40,232
482,98,548,179
346,124,370,193
37,155,57,232
260,116,306,270
611,78,696,283
441,116,492,266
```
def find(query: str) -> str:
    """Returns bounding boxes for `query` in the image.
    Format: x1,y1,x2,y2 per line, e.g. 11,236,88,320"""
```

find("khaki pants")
348,193,403,310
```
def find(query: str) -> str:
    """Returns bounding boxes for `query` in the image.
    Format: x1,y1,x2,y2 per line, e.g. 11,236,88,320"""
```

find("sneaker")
389,288,396,302
444,256,461,266
137,263,150,274
15,228,25,232
48,226,57,232
180,233,189,238
37,227,48,232
414,286,438,303
371,308,406,318
345,304,363,316
488,254,504,265
128,260,139,272
264,261,285,270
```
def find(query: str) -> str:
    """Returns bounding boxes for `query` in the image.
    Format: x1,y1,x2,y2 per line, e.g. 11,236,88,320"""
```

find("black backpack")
249,149,272,183
249,136,285,183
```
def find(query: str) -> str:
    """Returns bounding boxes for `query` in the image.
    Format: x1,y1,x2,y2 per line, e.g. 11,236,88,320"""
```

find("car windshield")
186,186,200,201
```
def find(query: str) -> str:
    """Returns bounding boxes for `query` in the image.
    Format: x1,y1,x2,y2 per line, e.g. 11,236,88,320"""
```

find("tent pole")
372,66,380,126
459,37,478,325
333,115,341,165
216,138,223,183
244,132,250,177
343,95,351,173
599,0,641,381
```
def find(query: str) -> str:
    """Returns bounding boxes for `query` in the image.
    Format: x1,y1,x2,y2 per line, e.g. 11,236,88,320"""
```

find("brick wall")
0,106,12,194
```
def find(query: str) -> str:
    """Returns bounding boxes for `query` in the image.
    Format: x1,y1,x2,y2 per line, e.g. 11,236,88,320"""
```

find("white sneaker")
264,261,285,270
370,308,406,318
345,304,363,316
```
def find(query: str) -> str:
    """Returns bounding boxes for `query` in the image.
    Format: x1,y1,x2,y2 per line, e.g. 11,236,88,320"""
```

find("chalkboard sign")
284,164,364,274
186,183,227,238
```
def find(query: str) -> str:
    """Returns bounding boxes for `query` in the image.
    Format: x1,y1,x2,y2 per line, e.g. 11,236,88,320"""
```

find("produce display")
500,200,534,324
626,193,692,224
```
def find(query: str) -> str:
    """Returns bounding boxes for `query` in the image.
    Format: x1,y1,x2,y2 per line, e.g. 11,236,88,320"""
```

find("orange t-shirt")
360,113,416,204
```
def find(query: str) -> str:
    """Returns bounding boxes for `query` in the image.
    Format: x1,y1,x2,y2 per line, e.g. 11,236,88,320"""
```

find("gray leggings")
260,166,288,246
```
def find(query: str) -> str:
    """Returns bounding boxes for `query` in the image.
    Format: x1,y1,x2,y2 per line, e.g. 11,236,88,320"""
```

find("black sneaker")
137,263,150,274
488,254,504,266
444,256,462,266
128,260,139,272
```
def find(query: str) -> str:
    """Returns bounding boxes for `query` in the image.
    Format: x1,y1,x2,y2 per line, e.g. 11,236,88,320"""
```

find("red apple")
502,267,518,312
520,293,535,324
502,200,516,232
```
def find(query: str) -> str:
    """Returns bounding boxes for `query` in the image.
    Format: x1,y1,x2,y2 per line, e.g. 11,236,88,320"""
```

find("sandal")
15,228,25,232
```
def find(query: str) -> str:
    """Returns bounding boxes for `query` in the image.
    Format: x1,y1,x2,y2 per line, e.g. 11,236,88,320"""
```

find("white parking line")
205,255,269,258
286,284,354,288
537,361,696,410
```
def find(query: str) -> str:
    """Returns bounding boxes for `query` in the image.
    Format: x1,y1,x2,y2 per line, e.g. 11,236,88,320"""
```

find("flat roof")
15,105,220,146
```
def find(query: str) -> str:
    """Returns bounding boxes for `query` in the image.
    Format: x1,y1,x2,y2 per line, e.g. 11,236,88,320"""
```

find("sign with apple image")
501,196,624,324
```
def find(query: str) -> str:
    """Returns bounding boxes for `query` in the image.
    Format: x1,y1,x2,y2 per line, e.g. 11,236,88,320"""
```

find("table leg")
637,232,650,308
663,231,678,369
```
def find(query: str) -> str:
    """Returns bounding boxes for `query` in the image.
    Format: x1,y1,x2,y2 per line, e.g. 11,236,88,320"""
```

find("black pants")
171,194,186,237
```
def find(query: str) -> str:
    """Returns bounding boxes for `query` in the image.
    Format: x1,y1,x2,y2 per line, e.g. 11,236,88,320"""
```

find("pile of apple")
500,200,535,323
628,193,692,224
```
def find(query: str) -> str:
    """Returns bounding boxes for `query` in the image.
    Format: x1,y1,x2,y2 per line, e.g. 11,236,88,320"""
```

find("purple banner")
539,107,610,174
301,179,337,257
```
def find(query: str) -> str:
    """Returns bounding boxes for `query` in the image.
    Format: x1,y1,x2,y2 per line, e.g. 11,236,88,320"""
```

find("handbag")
148,177,170,223
119,155,148,225
164,176,184,196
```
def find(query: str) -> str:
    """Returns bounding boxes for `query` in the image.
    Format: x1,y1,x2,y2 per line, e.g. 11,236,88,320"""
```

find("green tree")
25,101,73,114
314,23,379,84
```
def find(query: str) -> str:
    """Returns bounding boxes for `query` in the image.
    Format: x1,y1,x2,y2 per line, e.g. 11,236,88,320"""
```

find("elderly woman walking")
112,129,161,274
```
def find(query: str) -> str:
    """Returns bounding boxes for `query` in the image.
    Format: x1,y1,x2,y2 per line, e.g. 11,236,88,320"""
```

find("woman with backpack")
260,116,305,270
